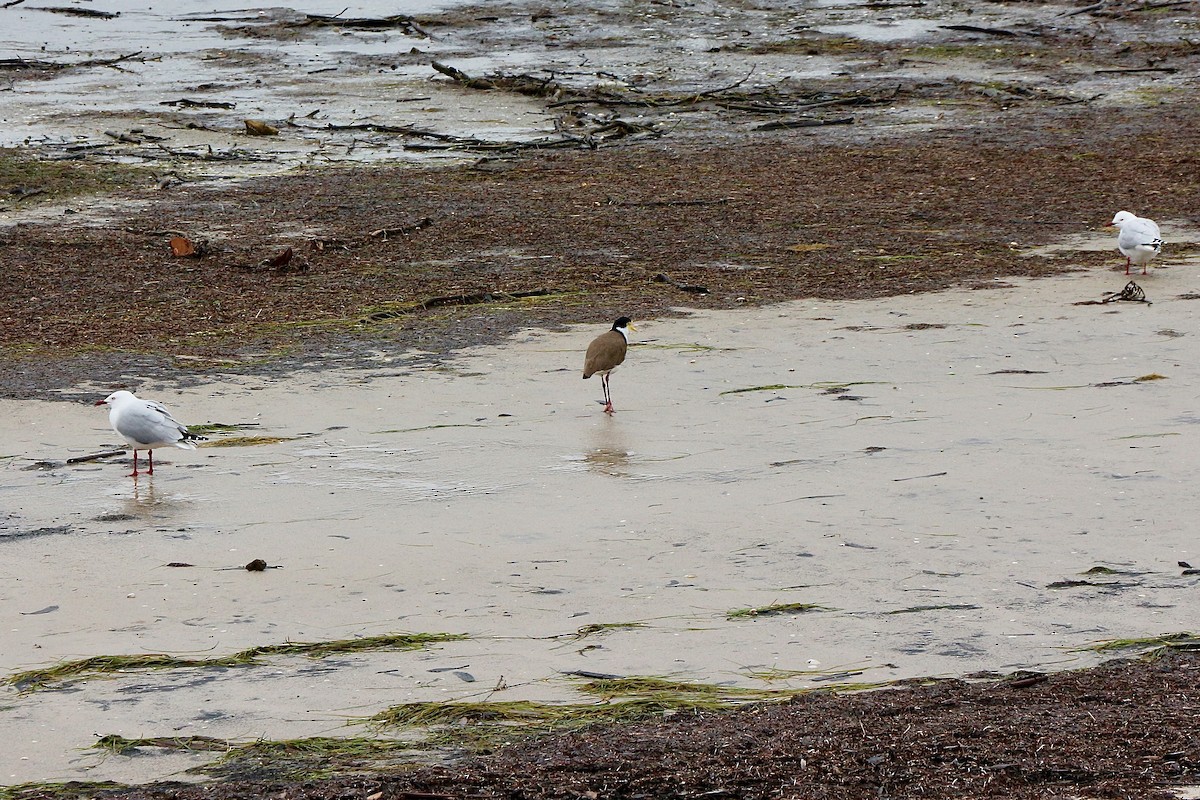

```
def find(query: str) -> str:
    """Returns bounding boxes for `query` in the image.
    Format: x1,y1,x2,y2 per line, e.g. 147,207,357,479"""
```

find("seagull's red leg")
129,450,139,477
1125,257,1131,276
148,450,155,475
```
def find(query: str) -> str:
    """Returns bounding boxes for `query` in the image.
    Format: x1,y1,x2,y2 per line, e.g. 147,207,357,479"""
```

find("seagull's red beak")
93,399,107,407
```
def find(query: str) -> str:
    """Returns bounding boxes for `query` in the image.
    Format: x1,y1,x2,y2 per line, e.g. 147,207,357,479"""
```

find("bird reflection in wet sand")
125,480,161,511
585,446,633,476
109,479,179,519
586,423,633,476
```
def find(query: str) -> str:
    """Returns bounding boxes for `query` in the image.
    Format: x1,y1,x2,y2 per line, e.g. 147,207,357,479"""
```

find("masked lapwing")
583,316,635,414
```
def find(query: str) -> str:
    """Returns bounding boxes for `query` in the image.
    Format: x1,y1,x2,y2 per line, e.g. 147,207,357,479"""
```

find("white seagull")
95,390,205,476
1111,211,1164,276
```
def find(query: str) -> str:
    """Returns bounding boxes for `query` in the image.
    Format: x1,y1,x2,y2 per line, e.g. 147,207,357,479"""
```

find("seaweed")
7,632,468,691
90,734,424,783
884,603,981,615
200,435,295,447
719,383,802,395
720,381,883,396
186,422,260,435
1075,632,1200,653
570,622,648,639
376,423,487,434
575,676,769,700
0,148,150,210
726,602,830,619
94,734,230,753
0,781,127,800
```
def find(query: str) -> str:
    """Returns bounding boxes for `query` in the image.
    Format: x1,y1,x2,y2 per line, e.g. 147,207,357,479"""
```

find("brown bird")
583,316,635,414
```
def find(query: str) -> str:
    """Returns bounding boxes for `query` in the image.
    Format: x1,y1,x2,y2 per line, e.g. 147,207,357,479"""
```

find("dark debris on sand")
78,651,1200,800
2,105,1198,399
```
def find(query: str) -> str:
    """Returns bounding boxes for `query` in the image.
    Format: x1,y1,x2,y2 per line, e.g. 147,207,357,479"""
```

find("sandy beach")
4,266,1200,785
2,0,1200,795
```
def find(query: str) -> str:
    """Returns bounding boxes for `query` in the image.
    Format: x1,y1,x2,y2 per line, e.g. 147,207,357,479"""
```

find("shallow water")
0,0,547,171
3,0,1187,187
2,268,1199,784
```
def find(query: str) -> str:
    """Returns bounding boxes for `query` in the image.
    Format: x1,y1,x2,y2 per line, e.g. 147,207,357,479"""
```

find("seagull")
94,390,205,476
583,316,635,415
1111,211,1164,275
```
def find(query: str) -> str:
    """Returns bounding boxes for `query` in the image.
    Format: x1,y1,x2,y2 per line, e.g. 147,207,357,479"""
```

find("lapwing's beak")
628,323,638,331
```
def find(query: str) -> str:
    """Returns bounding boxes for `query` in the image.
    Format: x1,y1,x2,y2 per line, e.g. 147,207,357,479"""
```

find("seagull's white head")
94,390,135,408
1111,211,1135,227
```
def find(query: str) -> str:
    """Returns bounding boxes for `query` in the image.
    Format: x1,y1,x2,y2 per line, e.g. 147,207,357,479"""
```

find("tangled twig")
1102,281,1150,305
1075,281,1151,306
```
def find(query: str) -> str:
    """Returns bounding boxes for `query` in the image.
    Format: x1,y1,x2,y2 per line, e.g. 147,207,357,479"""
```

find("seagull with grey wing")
95,390,206,477
1111,211,1164,275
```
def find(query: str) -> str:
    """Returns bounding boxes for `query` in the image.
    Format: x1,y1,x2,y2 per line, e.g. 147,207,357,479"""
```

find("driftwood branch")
66,449,126,464
309,217,434,252
150,142,278,163
1061,2,1105,16
362,289,553,321
432,61,471,82
0,51,143,71
938,24,1040,37
696,66,757,97
432,61,561,95
0,58,55,70
12,186,47,202
368,217,433,239
160,98,236,109
38,5,118,18
754,117,854,131
298,12,429,37
1094,67,1178,74
289,116,658,153
1086,0,1192,15
73,51,144,67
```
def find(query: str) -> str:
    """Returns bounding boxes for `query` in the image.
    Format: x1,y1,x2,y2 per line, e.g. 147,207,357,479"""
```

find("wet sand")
2,0,1195,177
3,267,1199,784
2,0,1200,792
